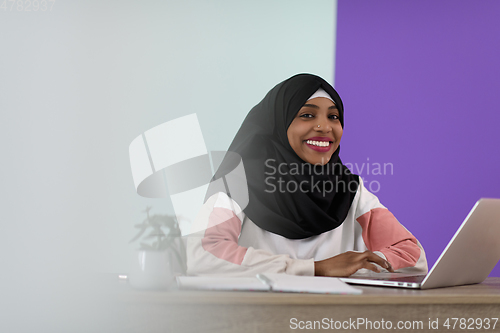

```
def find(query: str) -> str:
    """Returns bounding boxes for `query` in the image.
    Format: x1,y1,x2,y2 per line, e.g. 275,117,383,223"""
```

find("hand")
314,251,394,277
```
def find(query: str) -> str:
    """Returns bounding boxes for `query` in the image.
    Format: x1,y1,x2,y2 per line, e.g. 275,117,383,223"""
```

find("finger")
365,252,392,271
362,261,381,273
386,262,395,272
368,252,394,273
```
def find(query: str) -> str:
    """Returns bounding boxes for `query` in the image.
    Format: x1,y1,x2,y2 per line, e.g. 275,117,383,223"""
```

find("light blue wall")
0,3,337,327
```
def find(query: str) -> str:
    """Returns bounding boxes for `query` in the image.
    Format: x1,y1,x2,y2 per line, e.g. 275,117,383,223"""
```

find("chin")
309,157,330,166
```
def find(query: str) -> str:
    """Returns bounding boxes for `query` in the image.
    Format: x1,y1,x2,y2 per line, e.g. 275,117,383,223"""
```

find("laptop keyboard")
386,275,425,283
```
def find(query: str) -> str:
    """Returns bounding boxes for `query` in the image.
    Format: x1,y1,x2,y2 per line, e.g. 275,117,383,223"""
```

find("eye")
329,114,339,120
299,113,314,119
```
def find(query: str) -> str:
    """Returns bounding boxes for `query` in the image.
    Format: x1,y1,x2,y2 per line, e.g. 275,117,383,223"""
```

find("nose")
315,117,331,132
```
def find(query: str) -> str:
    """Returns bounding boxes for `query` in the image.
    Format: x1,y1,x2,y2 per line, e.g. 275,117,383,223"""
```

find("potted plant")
128,207,186,289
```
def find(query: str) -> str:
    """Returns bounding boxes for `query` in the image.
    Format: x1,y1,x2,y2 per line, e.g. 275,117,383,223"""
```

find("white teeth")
306,140,331,147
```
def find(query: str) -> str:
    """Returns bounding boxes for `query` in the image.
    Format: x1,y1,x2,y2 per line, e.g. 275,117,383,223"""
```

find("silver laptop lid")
421,198,500,289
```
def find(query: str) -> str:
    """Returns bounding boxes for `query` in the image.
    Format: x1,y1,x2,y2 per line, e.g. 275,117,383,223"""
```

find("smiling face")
286,97,343,165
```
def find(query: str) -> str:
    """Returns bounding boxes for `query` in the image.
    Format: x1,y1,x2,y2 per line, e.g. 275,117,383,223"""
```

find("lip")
306,136,332,142
304,137,333,153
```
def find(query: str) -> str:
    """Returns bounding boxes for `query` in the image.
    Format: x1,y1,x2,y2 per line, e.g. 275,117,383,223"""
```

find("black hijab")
207,73,359,239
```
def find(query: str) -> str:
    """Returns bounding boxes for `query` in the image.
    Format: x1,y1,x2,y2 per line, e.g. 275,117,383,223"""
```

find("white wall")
0,1,336,328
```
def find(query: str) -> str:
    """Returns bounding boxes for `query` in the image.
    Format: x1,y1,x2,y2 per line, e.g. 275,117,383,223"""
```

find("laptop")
340,198,500,289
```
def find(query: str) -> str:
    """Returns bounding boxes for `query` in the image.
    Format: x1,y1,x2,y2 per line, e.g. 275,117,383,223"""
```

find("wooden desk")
115,278,500,333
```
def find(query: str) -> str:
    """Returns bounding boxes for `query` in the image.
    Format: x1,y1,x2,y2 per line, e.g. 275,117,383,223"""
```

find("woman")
187,74,427,277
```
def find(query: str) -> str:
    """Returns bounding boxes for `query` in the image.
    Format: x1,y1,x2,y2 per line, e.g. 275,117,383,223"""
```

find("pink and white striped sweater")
187,179,428,277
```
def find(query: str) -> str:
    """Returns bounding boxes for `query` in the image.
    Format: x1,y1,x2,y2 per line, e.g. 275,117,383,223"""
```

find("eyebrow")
301,104,338,110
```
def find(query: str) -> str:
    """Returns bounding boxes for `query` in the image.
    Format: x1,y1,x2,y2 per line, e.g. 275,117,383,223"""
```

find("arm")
186,192,314,277
355,180,428,274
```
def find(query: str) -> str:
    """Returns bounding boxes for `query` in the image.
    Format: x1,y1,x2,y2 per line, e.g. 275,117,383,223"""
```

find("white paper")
259,273,362,294
176,276,270,291
177,274,362,294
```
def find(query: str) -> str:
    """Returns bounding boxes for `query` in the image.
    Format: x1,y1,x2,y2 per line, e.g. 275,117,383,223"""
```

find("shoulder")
190,192,247,235
204,192,246,221
352,178,386,219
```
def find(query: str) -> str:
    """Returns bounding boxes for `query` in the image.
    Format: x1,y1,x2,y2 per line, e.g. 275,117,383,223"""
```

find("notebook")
340,198,500,289
177,273,361,294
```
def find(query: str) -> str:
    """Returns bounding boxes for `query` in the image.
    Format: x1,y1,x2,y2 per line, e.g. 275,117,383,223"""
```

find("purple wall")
336,0,500,276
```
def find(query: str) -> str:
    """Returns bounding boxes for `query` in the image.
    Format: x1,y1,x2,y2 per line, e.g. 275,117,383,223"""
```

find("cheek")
286,129,294,146
335,126,343,141
286,129,299,154
287,122,304,147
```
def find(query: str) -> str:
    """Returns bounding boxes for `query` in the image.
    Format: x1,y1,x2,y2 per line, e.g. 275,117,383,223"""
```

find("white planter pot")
128,250,176,289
